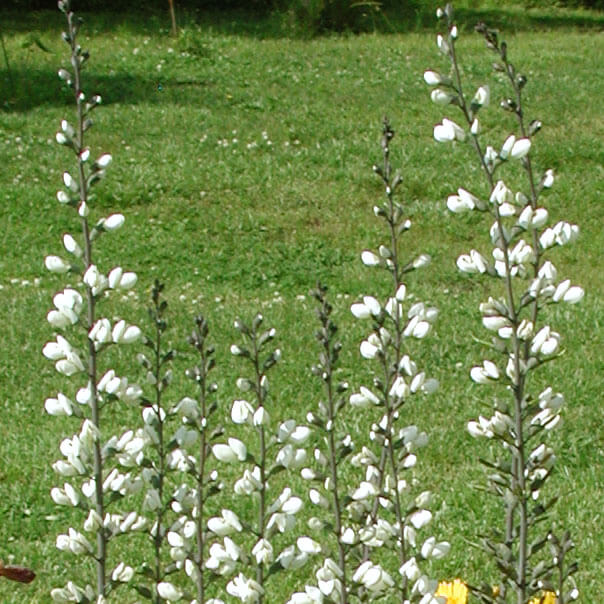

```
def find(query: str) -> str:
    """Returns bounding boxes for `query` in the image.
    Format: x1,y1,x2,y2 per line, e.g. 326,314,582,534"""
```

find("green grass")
0,5,603,602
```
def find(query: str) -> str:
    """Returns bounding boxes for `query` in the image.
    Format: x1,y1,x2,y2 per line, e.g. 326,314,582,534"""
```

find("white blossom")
226,573,264,603
433,118,465,142
157,582,183,601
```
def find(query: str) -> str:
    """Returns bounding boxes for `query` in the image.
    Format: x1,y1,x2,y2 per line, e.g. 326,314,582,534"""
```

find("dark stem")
66,7,106,595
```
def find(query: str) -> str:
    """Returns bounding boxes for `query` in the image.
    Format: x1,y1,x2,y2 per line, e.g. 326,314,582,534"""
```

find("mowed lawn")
0,7,603,601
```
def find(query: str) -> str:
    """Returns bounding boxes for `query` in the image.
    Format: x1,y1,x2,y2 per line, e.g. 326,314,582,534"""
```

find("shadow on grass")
1,66,217,112
1,5,602,112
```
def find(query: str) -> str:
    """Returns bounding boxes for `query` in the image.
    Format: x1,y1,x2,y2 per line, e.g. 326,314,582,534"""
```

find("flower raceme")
428,4,582,599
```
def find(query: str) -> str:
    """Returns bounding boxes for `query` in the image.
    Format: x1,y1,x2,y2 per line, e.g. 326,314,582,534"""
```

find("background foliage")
6,0,604,30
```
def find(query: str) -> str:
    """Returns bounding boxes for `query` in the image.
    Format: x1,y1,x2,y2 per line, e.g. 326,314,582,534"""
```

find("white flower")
552,279,571,302
226,573,264,603
157,582,183,601
562,285,584,304
51,581,92,603
360,339,379,359
96,153,113,169
530,326,560,356
297,536,322,554
45,255,70,274
510,137,531,159
540,227,556,250
420,536,450,559
174,396,200,419
111,562,134,583
89,318,112,346
276,443,307,468
83,510,102,532
484,145,498,165
111,319,141,344
351,296,381,318
287,586,323,604
45,393,74,416
234,467,262,495
456,249,488,274
63,171,78,191
51,482,79,507
352,481,377,501
82,264,108,295
500,135,516,159
542,169,555,188
349,386,380,408
399,557,421,581
470,360,500,384
107,266,137,289
63,234,82,257
423,70,445,86
56,527,93,555
436,34,449,55
212,438,247,463
208,509,242,536
472,85,490,107
353,561,394,593
252,538,274,565
490,180,513,205
434,118,465,142
431,88,455,105
309,488,330,508
253,406,269,426
277,420,311,445
206,537,241,575
447,188,480,213
553,221,579,245
361,250,381,266
278,545,309,571
231,399,254,424
413,253,431,268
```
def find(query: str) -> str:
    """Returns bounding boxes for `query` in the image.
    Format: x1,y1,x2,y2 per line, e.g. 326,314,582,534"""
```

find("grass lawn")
0,4,603,601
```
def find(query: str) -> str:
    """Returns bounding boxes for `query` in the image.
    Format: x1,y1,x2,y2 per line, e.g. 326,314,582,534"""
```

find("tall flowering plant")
425,4,581,602
286,283,356,604
131,280,198,603
44,2,145,601
291,122,446,604
204,314,308,603
162,308,224,604
345,119,447,603
273,113,457,604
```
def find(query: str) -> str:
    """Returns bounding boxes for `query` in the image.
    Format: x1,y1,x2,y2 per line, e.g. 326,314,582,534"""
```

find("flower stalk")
426,4,581,601
46,3,144,601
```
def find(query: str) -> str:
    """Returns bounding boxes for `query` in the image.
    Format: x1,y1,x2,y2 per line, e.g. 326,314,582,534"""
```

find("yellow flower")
435,579,468,604
529,592,557,604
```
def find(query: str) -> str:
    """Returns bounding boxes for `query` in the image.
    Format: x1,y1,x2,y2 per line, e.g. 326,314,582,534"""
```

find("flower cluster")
205,315,307,603
426,3,580,601
45,2,144,601
156,309,223,604
349,120,444,603
291,122,446,604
